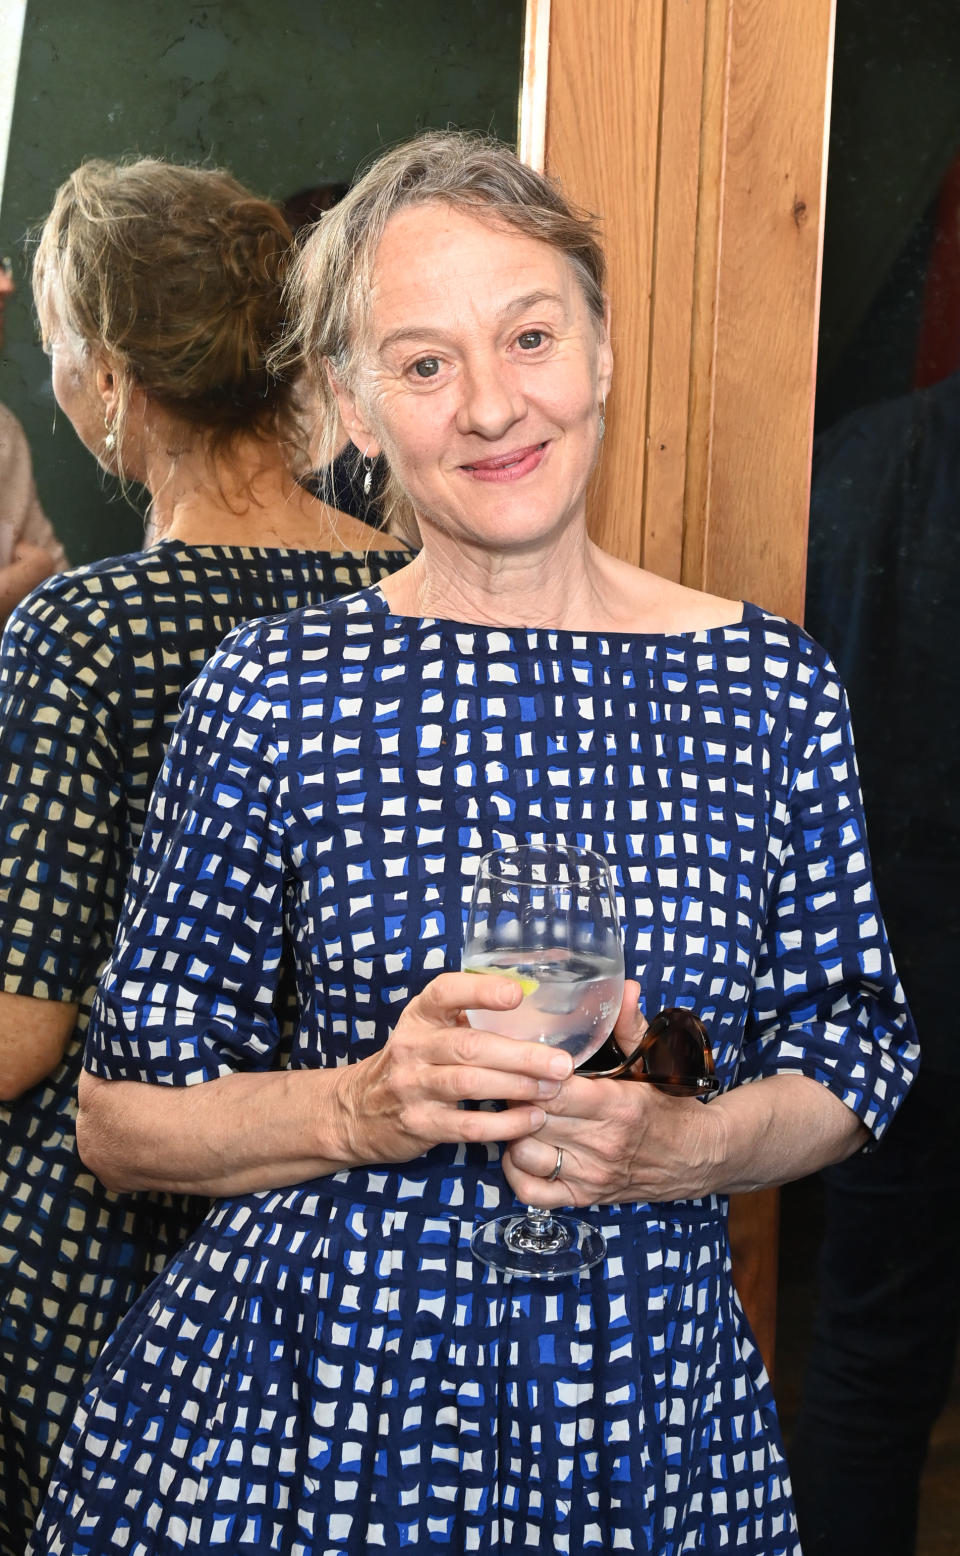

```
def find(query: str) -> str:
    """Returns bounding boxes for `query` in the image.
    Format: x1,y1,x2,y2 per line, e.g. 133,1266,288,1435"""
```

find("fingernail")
529,1107,546,1128
537,1079,560,1097
549,1053,573,1078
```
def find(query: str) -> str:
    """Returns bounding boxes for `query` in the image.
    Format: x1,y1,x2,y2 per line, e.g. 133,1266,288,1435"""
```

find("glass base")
471,1208,606,1278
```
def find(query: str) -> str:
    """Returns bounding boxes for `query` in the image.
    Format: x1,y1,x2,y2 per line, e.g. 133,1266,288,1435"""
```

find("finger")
506,1130,568,1179
501,1148,576,1208
458,1103,548,1145
399,1099,550,1149
441,1024,574,1082
612,979,645,1049
411,971,525,1026
536,1074,634,1120
433,1062,568,1107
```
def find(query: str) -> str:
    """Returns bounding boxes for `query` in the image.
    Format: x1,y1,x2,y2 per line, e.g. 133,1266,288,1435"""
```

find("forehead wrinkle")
374,288,573,359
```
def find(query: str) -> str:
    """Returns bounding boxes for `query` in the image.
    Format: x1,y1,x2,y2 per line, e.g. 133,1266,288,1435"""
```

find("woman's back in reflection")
0,155,411,1552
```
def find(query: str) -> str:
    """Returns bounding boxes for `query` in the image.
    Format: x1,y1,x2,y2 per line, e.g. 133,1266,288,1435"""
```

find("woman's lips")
461,442,547,482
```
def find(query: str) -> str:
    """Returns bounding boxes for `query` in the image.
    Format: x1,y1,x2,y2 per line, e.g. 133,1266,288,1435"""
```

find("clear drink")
463,945,625,1064
463,841,622,1276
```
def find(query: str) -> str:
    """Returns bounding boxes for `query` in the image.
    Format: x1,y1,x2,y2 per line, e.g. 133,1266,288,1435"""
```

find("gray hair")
281,130,607,538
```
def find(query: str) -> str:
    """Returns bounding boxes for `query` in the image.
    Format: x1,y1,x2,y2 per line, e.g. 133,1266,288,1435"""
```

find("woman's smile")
459,440,549,480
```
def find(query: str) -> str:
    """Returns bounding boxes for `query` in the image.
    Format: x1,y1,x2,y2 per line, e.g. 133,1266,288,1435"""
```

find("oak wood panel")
518,0,551,172
542,0,664,566
642,0,708,581
692,0,834,619
682,0,734,590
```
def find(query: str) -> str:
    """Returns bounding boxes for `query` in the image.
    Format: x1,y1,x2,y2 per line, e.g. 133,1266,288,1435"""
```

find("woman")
32,134,916,1555
0,157,411,1550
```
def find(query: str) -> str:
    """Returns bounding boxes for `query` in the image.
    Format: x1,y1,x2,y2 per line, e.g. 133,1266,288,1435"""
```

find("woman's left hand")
501,980,723,1206
501,1072,722,1207
503,978,872,1205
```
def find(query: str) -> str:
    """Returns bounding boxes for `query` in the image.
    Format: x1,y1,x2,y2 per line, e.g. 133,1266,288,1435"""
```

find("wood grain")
543,0,664,564
518,0,551,173
694,0,835,619
642,0,709,580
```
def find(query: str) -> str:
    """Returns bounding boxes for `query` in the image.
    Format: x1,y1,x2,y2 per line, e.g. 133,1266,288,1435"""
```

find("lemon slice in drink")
466,965,540,997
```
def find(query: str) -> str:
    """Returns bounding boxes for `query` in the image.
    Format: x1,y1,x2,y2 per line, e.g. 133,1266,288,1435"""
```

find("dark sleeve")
738,655,919,1141
0,592,123,1000
86,626,290,1085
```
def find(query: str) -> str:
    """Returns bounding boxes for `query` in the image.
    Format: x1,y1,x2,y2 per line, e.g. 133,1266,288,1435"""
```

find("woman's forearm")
77,1066,360,1194
700,1073,869,1195
0,545,58,625
0,991,78,1100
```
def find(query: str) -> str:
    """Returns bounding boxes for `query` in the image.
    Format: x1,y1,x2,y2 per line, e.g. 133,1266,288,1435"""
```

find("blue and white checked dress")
32,591,917,1555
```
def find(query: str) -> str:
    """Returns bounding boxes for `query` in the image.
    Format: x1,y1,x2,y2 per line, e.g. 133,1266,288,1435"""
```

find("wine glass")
462,841,625,1278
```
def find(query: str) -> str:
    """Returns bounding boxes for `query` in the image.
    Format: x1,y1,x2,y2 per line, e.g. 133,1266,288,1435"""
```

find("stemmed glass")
462,842,624,1278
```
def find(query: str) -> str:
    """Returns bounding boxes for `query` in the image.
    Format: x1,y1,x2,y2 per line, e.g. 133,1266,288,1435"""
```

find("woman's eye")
517,331,545,350
412,357,440,379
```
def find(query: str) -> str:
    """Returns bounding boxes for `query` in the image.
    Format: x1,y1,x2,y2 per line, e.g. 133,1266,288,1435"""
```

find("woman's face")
339,201,612,550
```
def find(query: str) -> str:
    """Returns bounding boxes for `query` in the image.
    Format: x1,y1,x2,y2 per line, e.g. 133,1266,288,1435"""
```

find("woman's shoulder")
9,544,183,624
599,558,822,653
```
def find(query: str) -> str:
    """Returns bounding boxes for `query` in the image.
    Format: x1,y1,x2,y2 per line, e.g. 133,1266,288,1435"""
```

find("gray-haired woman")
31,132,915,1556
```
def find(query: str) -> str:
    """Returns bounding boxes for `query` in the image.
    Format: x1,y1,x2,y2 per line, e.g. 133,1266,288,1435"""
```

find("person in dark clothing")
792,371,960,1556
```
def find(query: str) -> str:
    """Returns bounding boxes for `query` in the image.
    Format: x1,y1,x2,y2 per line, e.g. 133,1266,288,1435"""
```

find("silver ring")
545,1146,564,1183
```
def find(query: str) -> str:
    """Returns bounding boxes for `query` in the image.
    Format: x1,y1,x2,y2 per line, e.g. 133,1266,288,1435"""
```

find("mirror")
781,1,960,1549
0,0,525,565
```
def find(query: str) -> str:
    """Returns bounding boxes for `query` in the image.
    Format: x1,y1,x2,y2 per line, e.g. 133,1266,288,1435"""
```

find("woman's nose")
456,356,525,439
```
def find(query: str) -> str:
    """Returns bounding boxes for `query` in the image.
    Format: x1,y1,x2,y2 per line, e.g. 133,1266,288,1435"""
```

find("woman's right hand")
329,971,574,1166
76,973,575,1197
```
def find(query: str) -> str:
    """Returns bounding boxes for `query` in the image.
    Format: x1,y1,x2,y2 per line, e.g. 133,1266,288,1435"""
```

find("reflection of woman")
0,158,410,1549
34,134,915,1555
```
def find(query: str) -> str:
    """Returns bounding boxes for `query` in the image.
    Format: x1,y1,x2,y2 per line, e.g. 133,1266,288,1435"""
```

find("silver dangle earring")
361,450,375,496
598,399,606,443
103,414,116,454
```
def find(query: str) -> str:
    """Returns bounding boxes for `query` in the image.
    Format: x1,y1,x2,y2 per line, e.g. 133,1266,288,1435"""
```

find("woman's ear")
94,355,121,422
325,361,382,460
596,297,613,402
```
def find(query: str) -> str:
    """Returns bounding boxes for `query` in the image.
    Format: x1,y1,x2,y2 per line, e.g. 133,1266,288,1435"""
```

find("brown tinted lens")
639,1008,718,1096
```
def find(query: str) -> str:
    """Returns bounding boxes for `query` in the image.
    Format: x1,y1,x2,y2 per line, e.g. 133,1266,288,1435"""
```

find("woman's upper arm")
86,628,291,1092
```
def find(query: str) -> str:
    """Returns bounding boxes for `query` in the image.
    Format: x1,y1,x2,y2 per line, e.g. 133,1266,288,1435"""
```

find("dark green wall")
0,0,524,563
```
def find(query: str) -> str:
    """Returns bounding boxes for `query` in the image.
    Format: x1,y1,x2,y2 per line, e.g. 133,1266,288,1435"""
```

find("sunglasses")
583,1007,720,1097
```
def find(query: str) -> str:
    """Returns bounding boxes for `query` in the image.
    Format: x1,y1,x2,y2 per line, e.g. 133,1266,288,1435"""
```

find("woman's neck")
380,526,744,635
145,434,403,553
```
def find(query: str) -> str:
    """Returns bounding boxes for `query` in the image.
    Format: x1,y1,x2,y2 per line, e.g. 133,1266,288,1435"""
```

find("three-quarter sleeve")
739,657,918,1139
86,626,289,1086
0,594,122,1000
